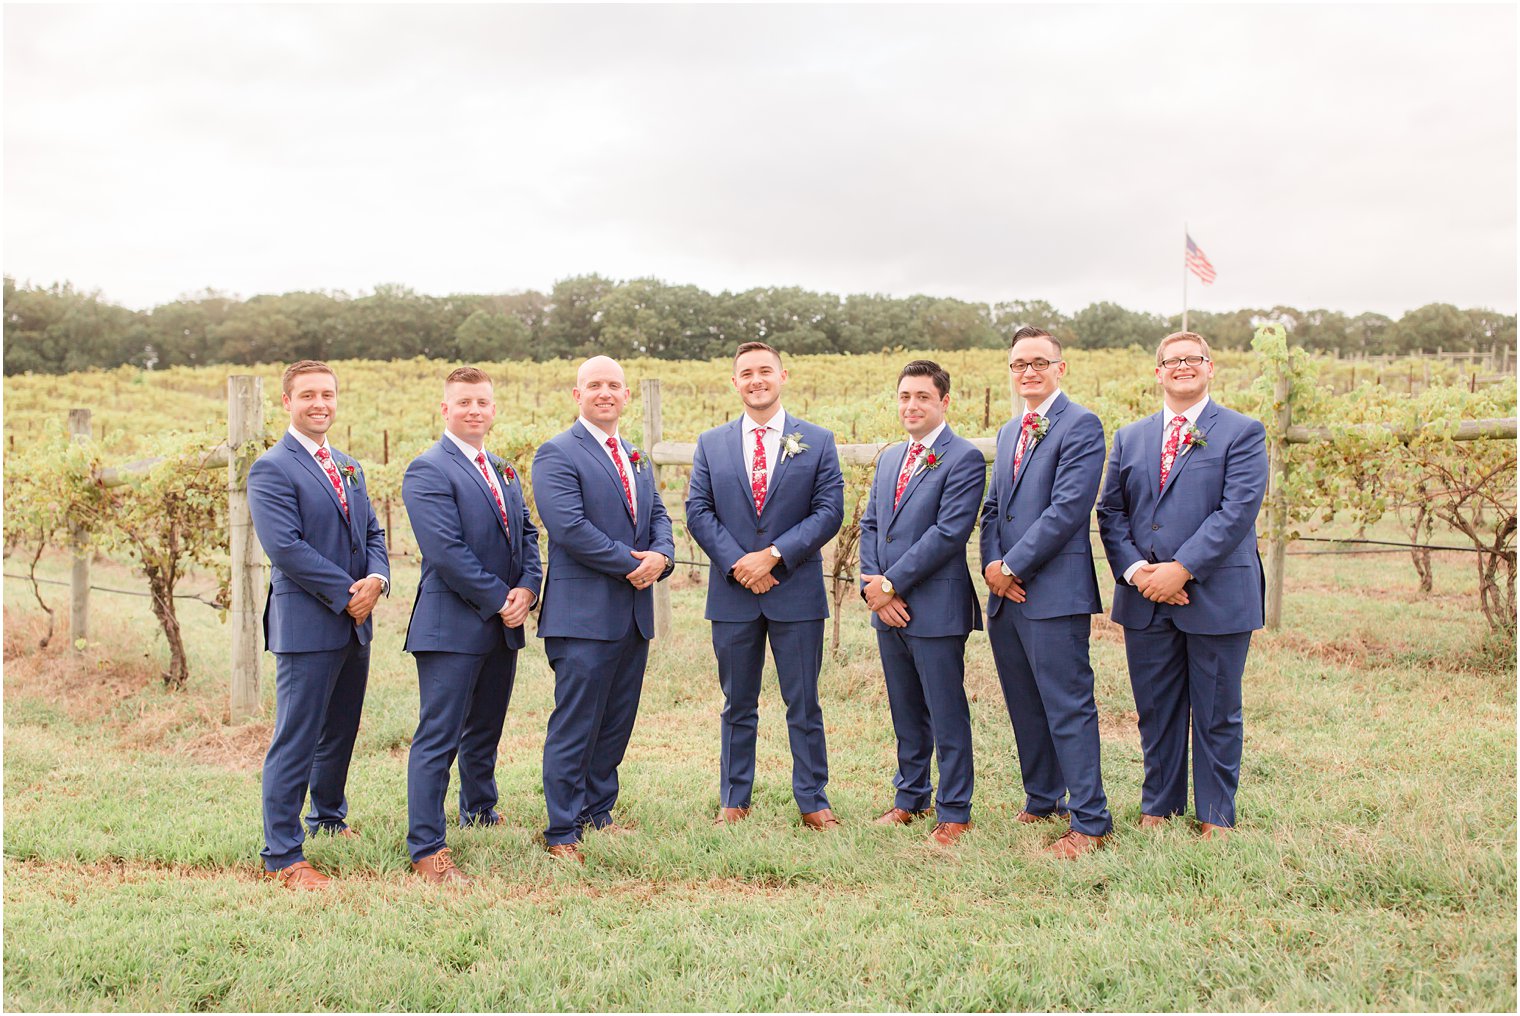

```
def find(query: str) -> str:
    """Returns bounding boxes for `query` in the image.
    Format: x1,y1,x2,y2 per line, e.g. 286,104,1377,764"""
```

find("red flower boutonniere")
922,452,941,470
1029,416,1052,446
629,448,645,473
340,464,360,487
1180,424,1207,453
499,461,517,487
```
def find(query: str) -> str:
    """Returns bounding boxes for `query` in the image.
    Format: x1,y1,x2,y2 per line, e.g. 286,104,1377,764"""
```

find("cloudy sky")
4,4,1515,317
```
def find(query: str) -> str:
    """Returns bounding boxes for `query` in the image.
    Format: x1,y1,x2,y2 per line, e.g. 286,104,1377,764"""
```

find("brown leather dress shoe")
1138,813,1171,829
263,860,331,890
926,821,973,847
1046,828,1109,859
334,826,362,839
545,842,585,863
587,820,634,836
411,847,470,885
1199,822,1233,840
1015,809,1069,824
800,808,841,830
712,806,751,826
874,807,931,826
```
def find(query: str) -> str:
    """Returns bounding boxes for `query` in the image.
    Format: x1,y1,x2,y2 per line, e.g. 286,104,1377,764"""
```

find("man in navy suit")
247,360,390,889
686,342,845,829
1097,331,1267,839
980,326,1113,859
400,366,542,884
858,360,986,847
532,356,675,862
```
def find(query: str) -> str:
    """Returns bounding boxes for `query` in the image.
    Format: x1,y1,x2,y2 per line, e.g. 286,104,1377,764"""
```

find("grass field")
3,534,1515,1011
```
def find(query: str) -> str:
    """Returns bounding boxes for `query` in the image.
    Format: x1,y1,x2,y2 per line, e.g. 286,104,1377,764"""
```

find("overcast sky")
4,4,1515,317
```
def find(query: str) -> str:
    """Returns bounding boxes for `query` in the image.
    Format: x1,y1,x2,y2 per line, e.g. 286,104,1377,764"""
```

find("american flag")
1185,234,1217,285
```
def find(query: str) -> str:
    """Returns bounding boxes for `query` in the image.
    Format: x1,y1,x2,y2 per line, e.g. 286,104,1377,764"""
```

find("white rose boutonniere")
779,430,809,463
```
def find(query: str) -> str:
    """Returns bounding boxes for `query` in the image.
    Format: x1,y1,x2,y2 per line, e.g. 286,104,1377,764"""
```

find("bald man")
531,356,675,862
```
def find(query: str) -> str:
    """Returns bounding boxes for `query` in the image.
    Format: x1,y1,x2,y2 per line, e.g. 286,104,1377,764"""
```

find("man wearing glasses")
1096,331,1267,840
979,326,1112,858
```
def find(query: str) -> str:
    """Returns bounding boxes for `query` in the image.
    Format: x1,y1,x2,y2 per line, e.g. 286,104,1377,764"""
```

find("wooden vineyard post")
68,408,91,647
228,376,265,721
1263,353,1292,630
642,378,672,641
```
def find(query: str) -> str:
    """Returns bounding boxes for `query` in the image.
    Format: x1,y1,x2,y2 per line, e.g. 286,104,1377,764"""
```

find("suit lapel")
286,434,349,526
766,413,798,499
573,424,632,516
623,436,650,531
1157,401,1218,504
890,427,952,523
333,449,366,547
728,418,761,521
444,438,510,537
1009,393,1067,499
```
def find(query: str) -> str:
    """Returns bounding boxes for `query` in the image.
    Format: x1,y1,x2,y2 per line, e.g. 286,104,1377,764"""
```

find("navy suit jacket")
858,426,986,637
685,414,844,623
1097,400,1268,635
247,432,390,653
401,438,543,654
978,392,1104,621
533,424,675,641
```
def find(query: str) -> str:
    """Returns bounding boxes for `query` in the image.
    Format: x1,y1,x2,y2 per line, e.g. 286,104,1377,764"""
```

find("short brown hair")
282,360,337,395
1010,326,1063,357
445,366,493,387
1155,331,1212,364
898,359,951,398
734,341,782,367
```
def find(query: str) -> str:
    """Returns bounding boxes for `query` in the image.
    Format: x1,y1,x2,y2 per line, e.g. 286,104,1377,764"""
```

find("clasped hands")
345,576,385,625
731,548,780,594
1132,561,1191,605
860,574,910,628
625,550,668,591
498,587,536,628
982,562,1026,603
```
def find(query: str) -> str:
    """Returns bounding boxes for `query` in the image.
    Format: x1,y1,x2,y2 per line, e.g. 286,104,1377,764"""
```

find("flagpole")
1182,221,1189,333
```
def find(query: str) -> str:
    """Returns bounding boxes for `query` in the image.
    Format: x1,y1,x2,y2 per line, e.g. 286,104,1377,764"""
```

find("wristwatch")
880,578,895,595
768,545,781,560
1000,562,1014,577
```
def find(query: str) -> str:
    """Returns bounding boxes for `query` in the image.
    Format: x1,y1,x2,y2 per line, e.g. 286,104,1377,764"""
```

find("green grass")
3,536,1515,1011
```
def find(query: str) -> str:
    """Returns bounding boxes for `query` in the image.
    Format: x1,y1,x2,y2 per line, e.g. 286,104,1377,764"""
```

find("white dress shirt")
578,416,637,518
1123,395,1211,584
741,405,785,486
287,426,387,595
901,420,947,476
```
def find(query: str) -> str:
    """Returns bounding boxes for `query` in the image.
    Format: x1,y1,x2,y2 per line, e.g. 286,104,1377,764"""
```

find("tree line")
4,273,1514,375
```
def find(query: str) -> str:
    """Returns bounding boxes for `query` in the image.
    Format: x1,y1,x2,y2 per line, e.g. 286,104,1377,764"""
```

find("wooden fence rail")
60,374,1515,721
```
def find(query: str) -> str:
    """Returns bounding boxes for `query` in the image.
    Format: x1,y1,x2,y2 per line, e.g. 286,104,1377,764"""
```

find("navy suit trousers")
261,633,369,870
712,617,830,813
987,609,1112,836
877,630,973,823
1124,616,1250,827
406,643,518,862
542,631,649,845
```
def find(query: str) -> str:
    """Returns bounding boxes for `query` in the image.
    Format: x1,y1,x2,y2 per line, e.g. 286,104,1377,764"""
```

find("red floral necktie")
1159,415,1188,491
894,442,924,509
607,437,635,517
474,452,510,535
751,426,769,515
1012,413,1040,479
314,447,349,518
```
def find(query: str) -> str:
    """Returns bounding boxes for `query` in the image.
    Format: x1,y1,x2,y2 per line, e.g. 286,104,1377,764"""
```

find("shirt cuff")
366,573,389,596
1122,561,1146,585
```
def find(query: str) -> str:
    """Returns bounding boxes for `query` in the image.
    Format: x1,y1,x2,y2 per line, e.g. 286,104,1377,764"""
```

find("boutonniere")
779,430,809,462
1028,416,1051,446
497,460,517,487
340,464,360,487
628,448,646,473
1180,423,1207,452
916,451,941,474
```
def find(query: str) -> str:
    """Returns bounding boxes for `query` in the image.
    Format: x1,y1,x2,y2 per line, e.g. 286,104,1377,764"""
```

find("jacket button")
885,536,894,543
1006,514,1013,521
1152,524,1161,530
351,547,359,554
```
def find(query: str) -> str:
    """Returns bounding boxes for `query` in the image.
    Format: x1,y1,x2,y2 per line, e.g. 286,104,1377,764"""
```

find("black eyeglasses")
1158,355,1210,370
1009,358,1063,374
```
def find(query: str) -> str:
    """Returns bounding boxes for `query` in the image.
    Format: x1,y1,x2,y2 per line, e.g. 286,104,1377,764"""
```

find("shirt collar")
742,405,786,435
443,429,486,460
578,416,620,445
1162,394,1210,426
906,421,947,450
1022,389,1061,420
288,426,330,457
